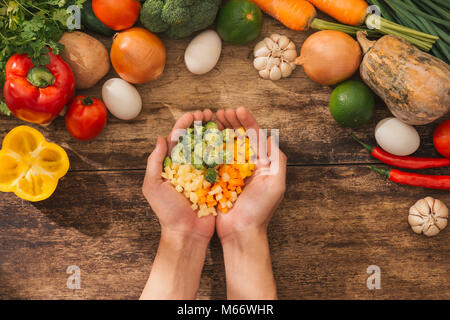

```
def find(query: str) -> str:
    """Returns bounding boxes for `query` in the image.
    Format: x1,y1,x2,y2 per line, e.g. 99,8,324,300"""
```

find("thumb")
144,137,168,187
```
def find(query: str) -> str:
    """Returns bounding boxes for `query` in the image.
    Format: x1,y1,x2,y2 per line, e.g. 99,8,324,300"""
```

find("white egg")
375,117,420,156
102,78,142,120
185,30,222,75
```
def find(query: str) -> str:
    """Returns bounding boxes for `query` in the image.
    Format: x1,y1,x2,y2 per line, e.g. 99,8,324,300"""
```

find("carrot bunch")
250,0,438,51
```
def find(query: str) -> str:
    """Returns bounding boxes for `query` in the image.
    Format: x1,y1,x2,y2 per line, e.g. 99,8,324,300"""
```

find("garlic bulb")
408,197,448,237
253,34,297,81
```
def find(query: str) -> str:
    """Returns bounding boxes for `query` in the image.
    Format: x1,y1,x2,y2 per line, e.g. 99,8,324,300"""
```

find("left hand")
142,109,216,242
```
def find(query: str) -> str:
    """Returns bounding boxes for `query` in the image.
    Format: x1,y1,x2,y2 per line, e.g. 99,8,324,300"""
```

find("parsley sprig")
0,0,86,115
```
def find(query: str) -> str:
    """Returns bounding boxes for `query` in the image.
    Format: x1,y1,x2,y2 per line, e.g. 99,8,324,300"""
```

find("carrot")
307,0,368,26
250,0,437,51
251,0,317,31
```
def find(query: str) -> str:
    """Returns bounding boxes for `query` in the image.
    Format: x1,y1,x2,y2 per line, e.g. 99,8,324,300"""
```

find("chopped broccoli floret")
205,168,218,183
204,129,222,147
140,0,221,39
204,145,220,168
163,156,172,168
204,121,219,131
193,162,206,170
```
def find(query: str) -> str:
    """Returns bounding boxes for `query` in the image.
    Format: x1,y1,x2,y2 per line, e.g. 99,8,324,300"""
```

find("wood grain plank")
0,167,448,299
1,18,447,170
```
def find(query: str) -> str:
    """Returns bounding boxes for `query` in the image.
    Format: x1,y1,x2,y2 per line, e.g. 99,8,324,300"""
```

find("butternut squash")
357,32,450,125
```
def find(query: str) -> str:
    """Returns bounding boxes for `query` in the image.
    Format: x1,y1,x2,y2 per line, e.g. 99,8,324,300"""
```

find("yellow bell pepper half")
0,126,69,202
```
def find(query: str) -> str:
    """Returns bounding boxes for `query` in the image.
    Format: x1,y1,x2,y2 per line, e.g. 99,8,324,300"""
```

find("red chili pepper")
352,134,450,169
3,51,75,124
370,167,450,190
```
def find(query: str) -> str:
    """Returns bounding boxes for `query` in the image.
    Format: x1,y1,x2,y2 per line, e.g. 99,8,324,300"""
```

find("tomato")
433,120,450,159
65,96,107,141
92,0,141,31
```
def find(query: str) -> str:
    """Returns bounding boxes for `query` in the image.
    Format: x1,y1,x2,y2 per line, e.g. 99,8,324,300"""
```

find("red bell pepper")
3,51,75,124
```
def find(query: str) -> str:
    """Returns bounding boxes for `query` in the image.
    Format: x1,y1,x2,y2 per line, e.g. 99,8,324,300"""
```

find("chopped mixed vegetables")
161,122,255,218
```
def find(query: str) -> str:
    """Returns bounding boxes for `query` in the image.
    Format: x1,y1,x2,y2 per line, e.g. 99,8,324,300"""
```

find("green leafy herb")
0,0,86,116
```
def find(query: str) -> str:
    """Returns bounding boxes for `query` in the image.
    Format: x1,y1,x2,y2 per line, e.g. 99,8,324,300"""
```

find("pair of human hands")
142,108,287,246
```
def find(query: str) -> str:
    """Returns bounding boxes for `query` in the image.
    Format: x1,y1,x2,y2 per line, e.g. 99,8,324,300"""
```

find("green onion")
388,0,450,27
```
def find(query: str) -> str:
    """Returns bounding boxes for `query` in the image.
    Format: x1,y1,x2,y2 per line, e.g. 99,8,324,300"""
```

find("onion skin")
295,30,361,85
111,27,166,84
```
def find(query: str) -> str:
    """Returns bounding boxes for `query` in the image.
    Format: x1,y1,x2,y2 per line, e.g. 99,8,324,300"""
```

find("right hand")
214,108,287,242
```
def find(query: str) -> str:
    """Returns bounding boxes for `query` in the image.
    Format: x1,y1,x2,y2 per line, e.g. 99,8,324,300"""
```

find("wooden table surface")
0,18,449,300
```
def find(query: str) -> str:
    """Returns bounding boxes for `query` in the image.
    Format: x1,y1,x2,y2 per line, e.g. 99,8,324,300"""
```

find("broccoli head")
140,0,221,39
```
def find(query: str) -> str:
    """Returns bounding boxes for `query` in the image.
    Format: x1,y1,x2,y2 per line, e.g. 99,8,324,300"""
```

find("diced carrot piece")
218,181,227,190
223,189,231,199
236,186,242,194
220,207,229,213
229,178,244,187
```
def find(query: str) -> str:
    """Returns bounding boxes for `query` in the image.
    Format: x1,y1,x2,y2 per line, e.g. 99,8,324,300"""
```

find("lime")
216,0,263,45
329,80,375,128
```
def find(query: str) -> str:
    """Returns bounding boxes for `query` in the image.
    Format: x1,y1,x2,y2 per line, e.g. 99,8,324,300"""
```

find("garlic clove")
270,33,281,42
280,62,293,77
424,196,435,209
283,49,298,61
269,66,282,81
416,199,431,216
409,206,420,216
434,199,449,218
287,41,296,50
253,56,268,71
278,36,290,49
254,41,270,57
267,57,280,68
411,225,424,234
435,217,448,230
259,69,270,79
408,214,424,226
264,37,275,49
424,225,440,237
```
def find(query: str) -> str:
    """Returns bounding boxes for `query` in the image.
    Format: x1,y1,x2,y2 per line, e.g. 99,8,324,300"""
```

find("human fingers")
193,110,204,122
167,112,194,152
236,107,260,131
216,109,232,129
235,107,267,166
225,108,241,129
268,136,287,180
203,109,213,123
143,137,168,193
